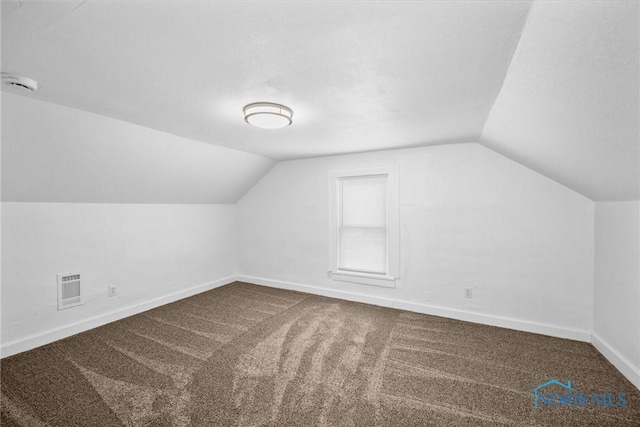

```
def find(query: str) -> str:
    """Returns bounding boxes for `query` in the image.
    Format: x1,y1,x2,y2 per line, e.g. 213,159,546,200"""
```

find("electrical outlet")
464,288,472,299
423,291,431,302
109,285,117,297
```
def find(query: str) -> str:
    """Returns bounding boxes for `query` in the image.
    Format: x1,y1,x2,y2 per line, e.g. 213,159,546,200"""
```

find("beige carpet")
1,281,639,426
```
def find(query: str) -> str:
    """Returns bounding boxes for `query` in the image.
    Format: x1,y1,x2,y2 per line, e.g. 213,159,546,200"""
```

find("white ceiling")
481,1,639,201
1,0,531,160
2,93,275,204
1,1,637,201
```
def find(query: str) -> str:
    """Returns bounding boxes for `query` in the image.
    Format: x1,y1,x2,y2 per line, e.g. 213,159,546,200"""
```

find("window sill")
330,271,396,288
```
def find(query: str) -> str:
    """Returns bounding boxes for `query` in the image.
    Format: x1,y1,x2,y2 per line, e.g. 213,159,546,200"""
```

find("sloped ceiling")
2,93,275,204
481,1,639,201
1,1,637,202
1,0,530,160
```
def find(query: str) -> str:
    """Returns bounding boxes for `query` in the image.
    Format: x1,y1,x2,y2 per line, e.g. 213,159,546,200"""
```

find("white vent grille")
57,272,83,310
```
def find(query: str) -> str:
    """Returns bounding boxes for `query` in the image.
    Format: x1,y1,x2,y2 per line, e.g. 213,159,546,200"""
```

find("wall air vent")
1,73,38,92
57,272,83,310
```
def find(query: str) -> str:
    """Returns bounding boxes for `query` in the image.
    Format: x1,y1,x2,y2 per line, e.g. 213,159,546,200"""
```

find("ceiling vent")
1,73,38,92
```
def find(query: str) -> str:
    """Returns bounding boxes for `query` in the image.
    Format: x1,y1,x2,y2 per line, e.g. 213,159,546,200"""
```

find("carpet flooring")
1,281,639,426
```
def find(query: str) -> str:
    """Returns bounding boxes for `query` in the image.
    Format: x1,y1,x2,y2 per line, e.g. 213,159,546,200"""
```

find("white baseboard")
238,274,399,308
0,275,236,358
393,300,591,342
6,274,637,393
591,332,640,391
237,275,592,342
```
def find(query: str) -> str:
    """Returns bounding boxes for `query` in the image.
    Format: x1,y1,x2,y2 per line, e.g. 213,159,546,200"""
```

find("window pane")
341,175,387,227
339,227,386,273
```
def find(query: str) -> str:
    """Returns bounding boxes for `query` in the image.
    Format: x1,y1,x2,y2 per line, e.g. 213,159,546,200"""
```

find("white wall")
1,93,257,356
593,201,640,388
1,202,236,355
237,143,595,339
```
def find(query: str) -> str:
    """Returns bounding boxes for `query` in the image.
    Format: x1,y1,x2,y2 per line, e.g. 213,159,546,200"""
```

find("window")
329,166,399,287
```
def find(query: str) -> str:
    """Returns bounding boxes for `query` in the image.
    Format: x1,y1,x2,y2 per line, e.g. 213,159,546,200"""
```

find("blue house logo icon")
529,379,576,408
529,379,627,408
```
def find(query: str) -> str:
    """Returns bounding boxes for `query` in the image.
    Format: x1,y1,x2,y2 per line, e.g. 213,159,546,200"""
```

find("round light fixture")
1,73,38,92
243,102,293,129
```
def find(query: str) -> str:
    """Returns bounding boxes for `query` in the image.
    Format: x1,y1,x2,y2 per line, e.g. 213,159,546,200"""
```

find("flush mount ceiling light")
243,102,293,129
1,73,38,92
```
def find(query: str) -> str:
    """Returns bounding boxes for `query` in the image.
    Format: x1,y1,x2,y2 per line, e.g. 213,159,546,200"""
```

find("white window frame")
328,166,399,288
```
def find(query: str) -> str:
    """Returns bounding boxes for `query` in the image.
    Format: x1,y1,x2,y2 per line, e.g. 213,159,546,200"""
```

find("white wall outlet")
108,285,117,297
464,288,473,299
423,291,431,302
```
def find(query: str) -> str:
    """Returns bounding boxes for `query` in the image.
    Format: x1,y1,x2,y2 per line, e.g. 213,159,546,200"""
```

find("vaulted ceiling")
481,1,638,201
2,0,638,201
